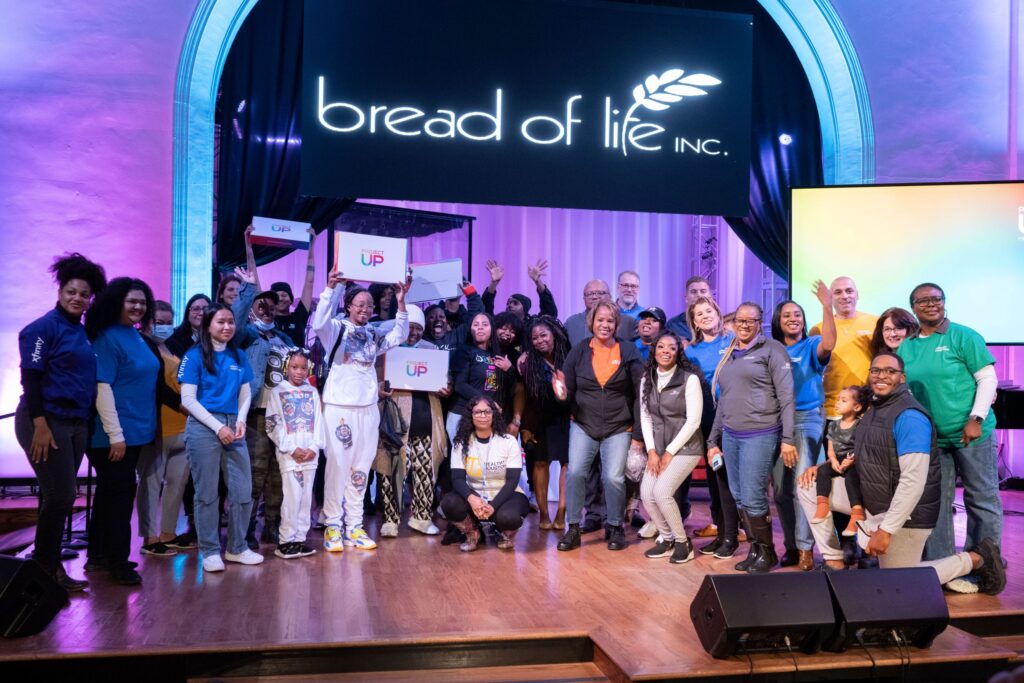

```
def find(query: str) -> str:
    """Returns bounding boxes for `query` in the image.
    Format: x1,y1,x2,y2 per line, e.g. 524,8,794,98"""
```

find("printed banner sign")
251,216,311,249
406,258,464,303
333,231,408,284
384,346,450,392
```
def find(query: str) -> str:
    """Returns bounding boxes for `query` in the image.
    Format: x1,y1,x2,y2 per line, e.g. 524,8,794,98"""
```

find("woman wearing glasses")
707,302,796,573
313,268,409,552
897,283,1000,573
442,396,530,552
869,307,919,356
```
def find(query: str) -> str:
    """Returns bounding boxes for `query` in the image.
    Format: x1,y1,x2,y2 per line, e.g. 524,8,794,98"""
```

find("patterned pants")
246,412,283,524
379,436,436,525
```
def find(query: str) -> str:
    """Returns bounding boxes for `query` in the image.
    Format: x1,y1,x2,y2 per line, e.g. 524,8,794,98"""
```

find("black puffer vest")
645,368,704,456
854,384,940,530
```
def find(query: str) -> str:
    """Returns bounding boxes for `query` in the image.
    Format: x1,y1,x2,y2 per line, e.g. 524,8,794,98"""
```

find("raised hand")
244,223,254,242
813,279,832,308
527,259,549,285
234,266,257,285
485,259,505,285
326,267,346,290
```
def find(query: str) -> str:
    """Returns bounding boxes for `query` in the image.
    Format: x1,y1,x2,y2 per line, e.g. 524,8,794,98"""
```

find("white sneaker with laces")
224,549,265,565
408,518,441,535
202,554,225,572
344,527,378,550
380,522,399,537
639,521,659,539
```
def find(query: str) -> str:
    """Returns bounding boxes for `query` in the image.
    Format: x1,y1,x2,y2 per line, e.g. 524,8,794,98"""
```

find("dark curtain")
722,3,823,278
215,0,351,276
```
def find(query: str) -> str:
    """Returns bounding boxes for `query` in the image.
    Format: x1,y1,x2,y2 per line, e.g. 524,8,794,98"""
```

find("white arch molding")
170,0,874,309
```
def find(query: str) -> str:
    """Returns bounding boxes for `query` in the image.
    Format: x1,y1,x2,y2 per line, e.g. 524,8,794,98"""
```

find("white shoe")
639,521,659,539
944,577,980,594
408,518,441,535
202,554,225,573
224,549,265,565
380,522,399,537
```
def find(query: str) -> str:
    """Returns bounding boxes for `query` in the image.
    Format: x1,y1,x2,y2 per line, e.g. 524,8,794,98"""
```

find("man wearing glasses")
615,271,643,318
897,283,1001,575
565,279,637,347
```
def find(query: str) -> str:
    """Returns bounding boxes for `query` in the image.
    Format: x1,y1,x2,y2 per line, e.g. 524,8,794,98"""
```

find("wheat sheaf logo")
622,68,721,157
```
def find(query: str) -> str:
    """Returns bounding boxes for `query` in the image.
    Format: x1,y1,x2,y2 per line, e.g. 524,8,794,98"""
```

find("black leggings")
441,491,530,532
816,462,862,507
86,444,144,567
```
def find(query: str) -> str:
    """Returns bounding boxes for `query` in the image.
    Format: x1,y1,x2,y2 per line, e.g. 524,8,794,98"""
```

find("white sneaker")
202,554,225,573
343,527,378,550
380,522,399,537
944,577,980,594
408,518,441,535
224,549,265,565
639,521,659,539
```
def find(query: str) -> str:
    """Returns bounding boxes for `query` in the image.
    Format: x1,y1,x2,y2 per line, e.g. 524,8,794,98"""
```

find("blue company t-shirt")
634,338,652,362
178,346,254,415
893,409,932,456
91,325,159,448
684,332,735,390
19,307,97,419
784,335,829,412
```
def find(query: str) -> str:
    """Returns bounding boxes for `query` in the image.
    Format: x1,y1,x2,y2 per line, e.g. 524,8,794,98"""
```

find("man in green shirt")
897,283,1000,574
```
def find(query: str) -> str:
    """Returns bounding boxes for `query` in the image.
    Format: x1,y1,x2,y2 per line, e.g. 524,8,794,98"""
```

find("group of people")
16,234,1007,598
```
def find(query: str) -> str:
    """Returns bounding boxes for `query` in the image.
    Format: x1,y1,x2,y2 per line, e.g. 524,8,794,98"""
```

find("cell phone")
383,380,391,392
710,453,724,471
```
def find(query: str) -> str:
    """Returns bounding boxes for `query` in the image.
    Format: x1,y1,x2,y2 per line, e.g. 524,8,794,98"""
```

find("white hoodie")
265,380,326,472
312,285,409,407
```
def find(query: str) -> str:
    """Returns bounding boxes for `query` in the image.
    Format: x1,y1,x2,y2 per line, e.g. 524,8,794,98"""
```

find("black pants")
15,405,86,574
673,475,693,522
440,491,530,532
86,444,143,567
816,461,862,507
714,460,740,540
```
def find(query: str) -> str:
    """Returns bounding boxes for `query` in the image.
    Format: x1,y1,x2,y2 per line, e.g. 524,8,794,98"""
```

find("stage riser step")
188,662,610,682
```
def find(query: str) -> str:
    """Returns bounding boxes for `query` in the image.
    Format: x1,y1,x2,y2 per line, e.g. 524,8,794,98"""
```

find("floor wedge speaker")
0,556,68,638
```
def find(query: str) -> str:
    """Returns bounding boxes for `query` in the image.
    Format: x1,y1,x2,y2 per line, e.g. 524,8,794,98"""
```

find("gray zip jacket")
707,334,795,447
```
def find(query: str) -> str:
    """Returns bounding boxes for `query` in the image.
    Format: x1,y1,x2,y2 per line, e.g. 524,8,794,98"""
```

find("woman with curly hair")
84,276,163,586
16,253,106,592
441,396,529,552
519,315,571,529
638,331,705,564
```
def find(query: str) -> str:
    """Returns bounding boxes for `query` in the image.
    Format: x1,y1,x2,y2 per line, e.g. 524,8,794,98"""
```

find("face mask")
152,324,174,342
254,319,276,332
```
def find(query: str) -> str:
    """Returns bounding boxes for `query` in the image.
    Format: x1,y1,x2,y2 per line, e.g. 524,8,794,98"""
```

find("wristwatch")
970,414,985,424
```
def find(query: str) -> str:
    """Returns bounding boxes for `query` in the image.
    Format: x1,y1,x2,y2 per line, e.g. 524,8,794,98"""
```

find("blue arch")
170,0,875,308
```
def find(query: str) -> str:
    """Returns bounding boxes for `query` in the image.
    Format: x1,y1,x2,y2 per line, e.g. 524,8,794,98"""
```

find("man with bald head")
565,279,637,347
810,277,878,420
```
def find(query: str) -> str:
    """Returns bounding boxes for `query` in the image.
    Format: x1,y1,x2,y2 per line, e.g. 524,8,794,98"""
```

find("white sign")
251,216,311,249
384,346,450,392
406,258,463,303
333,231,408,284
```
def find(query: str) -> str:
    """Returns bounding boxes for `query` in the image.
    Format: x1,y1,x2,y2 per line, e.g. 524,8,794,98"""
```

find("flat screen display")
301,0,752,215
790,181,1024,344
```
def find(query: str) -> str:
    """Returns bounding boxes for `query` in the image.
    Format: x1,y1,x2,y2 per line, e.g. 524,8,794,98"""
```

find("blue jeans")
722,431,780,518
924,435,1002,560
773,408,824,551
185,415,253,558
565,423,631,527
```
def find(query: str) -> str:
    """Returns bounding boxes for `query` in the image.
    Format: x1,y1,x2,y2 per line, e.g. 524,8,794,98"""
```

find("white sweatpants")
323,403,380,532
278,460,316,544
640,455,700,541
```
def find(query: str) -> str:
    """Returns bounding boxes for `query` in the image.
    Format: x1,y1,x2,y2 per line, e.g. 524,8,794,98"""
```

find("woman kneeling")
442,396,529,552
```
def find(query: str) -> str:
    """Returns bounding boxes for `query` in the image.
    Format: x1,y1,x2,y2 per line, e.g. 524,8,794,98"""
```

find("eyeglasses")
584,290,609,298
868,367,903,377
349,303,374,311
733,318,761,327
912,296,944,307
882,327,906,335
471,409,493,416
617,283,639,290
189,306,208,314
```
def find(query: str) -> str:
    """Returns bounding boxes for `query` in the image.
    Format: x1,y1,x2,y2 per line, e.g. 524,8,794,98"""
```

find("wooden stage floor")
2,488,1024,681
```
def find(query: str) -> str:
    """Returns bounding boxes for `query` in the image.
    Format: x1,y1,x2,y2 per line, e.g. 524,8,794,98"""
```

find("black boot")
558,523,582,551
734,510,759,571
745,514,778,574
55,565,88,593
607,525,626,551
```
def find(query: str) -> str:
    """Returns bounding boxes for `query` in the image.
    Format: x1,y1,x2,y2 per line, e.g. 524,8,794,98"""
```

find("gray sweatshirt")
708,334,795,447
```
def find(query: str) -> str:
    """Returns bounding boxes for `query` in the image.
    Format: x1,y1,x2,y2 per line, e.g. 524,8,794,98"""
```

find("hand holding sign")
334,231,408,284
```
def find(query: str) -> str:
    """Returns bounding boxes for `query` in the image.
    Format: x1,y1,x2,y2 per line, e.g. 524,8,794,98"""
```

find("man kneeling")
798,352,1005,594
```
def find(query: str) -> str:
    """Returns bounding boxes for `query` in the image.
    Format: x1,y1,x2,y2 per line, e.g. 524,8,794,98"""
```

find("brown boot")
497,529,517,550
695,523,719,538
843,506,866,537
798,550,815,571
812,496,830,524
455,518,480,552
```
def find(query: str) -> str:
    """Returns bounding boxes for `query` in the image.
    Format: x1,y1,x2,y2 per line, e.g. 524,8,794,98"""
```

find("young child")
813,385,871,536
266,351,325,559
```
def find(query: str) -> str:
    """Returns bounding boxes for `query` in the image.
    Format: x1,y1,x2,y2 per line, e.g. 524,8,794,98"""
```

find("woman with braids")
519,315,571,529
85,276,167,586
16,253,106,592
450,312,522,443
638,330,704,564
442,396,529,552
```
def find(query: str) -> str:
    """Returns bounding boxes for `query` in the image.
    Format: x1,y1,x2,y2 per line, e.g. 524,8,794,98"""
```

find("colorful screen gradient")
791,182,1024,344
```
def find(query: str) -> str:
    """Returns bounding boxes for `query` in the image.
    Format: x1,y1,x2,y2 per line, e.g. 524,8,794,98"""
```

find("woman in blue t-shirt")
178,304,262,572
769,280,836,571
84,277,162,586
16,253,106,592
683,296,740,559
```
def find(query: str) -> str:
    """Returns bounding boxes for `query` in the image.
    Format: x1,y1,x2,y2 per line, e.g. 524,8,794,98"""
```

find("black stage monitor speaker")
690,572,835,659
0,556,68,638
823,566,948,652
